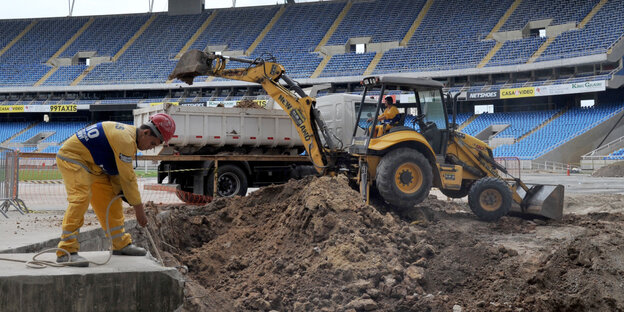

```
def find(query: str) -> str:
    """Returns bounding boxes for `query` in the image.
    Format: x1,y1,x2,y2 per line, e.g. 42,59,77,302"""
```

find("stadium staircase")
174,11,217,60
166,11,218,83
578,0,608,29
35,17,95,86
71,14,157,86
0,21,37,58
245,6,286,56
528,0,606,64
400,0,433,47
364,0,432,76
314,1,352,52
477,0,522,68
516,107,568,141
310,1,353,78
458,114,478,131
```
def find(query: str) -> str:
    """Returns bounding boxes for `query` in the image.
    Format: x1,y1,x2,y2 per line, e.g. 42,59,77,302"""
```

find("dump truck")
167,49,565,220
133,94,374,201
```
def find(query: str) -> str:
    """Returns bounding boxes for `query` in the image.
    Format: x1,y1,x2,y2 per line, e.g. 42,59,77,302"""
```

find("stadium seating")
462,110,558,139
374,0,514,73
0,0,620,84
499,0,599,32
539,0,624,61
10,121,88,144
326,0,425,45
494,104,624,159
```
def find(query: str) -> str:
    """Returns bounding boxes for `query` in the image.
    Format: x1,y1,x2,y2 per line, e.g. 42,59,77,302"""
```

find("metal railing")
0,147,28,217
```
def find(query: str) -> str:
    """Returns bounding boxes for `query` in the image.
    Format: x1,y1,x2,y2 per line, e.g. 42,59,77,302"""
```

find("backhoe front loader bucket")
511,183,564,220
168,49,213,85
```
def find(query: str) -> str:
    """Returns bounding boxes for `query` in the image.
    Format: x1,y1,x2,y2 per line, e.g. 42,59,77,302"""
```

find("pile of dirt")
592,161,624,177
143,176,624,311
235,99,264,109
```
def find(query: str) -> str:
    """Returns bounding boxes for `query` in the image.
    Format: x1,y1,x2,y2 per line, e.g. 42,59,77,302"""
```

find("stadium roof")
0,0,326,20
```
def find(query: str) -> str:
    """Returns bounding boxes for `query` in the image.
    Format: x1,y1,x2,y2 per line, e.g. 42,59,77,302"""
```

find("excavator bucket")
511,183,565,220
168,49,213,85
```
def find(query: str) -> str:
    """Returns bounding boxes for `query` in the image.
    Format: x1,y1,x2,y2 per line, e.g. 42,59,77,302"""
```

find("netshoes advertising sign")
500,87,535,99
466,91,499,101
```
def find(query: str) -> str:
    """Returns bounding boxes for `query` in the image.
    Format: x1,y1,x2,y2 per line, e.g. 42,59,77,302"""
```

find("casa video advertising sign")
500,87,535,99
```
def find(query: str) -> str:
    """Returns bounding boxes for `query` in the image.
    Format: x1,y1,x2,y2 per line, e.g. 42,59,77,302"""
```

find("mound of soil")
592,161,624,177
142,176,624,311
235,99,264,109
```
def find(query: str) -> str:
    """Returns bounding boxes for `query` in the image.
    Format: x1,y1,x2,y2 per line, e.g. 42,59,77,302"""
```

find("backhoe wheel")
206,165,248,197
376,148,432,210
468,177,512,221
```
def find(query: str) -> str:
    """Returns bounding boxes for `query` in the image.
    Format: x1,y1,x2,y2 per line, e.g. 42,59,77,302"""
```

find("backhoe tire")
468,177,512,221
375,148,432,210
206,165,248,197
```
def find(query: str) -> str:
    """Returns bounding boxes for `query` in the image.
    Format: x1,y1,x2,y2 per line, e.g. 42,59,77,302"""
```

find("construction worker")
55,113,176,267
369,96,399,137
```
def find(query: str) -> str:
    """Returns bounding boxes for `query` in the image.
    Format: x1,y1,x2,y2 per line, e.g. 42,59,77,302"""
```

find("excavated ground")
592,161,624,177
144,176,624,312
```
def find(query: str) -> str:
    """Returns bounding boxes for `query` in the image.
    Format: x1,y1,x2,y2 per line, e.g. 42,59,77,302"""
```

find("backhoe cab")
352,75,564,221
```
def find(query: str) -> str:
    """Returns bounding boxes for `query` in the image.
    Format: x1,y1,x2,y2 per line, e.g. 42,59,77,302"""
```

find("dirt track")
143,175,624,311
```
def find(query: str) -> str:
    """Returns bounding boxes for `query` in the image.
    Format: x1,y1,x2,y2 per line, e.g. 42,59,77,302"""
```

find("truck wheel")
375,148,432,210
440,181,473,199
207,165,248,197
468,177,511,221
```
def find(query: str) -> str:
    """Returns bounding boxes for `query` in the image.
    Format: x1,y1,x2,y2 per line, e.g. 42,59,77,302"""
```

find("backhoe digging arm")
169,49,334,174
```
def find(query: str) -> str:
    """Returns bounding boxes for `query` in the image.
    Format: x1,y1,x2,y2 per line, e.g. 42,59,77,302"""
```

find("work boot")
113,244,147,256
56,252,89,267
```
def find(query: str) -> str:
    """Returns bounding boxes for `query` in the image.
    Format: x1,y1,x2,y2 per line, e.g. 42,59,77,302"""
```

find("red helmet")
148,113,176,143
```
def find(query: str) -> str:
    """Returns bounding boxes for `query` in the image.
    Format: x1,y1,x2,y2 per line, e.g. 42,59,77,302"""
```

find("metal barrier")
495,156,521,179
0,147,28,218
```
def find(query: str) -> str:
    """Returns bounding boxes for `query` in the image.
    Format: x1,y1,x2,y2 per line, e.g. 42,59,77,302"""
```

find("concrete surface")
0,251,184,312
521,173,624,194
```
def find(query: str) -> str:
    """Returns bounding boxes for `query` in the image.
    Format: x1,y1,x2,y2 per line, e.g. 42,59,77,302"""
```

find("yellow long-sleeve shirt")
57,122,142,206
378,105,399,122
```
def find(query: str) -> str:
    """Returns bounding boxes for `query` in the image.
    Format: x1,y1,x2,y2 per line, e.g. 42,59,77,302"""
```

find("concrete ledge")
0,251,184,312
1,220,138,254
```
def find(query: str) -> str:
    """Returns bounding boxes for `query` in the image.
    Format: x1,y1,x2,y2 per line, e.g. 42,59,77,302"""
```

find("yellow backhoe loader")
169,50,564,221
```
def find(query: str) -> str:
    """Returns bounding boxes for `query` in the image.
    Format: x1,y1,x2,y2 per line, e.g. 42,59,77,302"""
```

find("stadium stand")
189,6,279,53
326,0,425,45
461,110,559,139
43,14,150,86
374,0,515,73
81,12,208,85
248,1,345,78
498,0,600,32
539,0,624,61
0,122,31,143
494,104,624,159
10,121,88,144
0,17,88,86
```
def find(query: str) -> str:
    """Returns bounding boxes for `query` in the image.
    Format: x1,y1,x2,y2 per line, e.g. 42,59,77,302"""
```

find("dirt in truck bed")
143,176,624,311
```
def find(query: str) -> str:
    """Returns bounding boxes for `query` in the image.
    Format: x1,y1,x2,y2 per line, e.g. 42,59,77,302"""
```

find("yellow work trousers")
56,157,131,257
370,124,392,137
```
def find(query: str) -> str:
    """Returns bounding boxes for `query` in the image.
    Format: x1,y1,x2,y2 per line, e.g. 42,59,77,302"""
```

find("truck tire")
206,165,248,197
468,177,511,221
375,148,432,210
